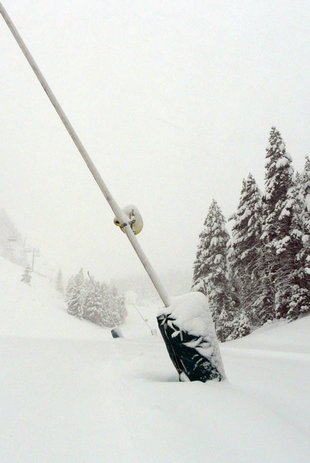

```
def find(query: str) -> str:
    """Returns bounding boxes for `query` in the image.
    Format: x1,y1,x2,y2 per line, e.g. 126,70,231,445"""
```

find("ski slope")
0,256,309,463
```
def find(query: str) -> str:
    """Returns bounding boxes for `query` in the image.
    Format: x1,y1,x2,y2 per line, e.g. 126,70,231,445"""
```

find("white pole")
0,2,171,308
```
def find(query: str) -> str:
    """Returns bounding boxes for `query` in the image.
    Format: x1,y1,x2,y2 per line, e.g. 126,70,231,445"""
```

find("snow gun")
0,2,225,383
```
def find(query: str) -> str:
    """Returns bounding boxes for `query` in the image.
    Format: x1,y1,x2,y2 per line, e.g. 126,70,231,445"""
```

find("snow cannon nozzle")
114,204,143,235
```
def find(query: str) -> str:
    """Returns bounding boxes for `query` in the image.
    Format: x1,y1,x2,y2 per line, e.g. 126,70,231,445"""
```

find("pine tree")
55,269,64,294
83,278,104,325
102,285,118,327
299,157,310,285
65,275,75,305
216,307,235,342
66,268,84,318
229,174,273,327
234,310,251,339
21,266,32,285
303,157,310,213
65,270,127,328
262,127,294,319
284,163,310,318
97,284,127,328
192,200,234,339
229,175,262,269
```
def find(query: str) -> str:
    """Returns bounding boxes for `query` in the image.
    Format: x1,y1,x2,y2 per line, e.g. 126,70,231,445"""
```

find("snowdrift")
0,256,309,463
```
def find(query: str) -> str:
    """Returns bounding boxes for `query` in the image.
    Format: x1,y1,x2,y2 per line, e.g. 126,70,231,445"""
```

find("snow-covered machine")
0,2,225,383
158,292,225,382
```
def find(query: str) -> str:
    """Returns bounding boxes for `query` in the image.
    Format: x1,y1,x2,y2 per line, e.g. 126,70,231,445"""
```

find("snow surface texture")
0,256,310,462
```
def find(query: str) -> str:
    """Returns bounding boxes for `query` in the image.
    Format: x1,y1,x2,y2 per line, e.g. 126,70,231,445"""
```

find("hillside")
0,256,309,463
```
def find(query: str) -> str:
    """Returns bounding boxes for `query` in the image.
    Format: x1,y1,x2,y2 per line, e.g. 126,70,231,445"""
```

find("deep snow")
0,256,309,463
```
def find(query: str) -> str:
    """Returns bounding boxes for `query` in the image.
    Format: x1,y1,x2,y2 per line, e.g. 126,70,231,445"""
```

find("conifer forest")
192,127,310,341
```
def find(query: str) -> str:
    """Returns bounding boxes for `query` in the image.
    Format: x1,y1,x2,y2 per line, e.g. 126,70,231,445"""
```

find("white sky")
1,0,310,286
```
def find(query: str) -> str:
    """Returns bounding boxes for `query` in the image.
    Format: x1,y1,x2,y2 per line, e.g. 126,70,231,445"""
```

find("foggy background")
1,0,309,295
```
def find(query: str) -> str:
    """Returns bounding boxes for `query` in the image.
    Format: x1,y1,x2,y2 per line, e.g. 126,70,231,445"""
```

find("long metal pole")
0,2,171,308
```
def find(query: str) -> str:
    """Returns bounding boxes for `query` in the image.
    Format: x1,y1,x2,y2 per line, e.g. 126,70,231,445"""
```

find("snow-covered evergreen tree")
108,286,127,326
21,266,32,285
229,175,262,270
283,169,310,318
298,157,310,288
67,274,128,328
262,128,293,246
65,275,74,304
83,278,104,325
192,200,234,339
66,268,84,318
193,129,308,335
262,127,294,319
55,269,64,294
100,285,124,328
229,173,273,327
234,310,251,339
216,307,235,342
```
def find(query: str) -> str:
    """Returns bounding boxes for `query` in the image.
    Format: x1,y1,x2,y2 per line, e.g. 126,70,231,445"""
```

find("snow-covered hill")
0,256,309,463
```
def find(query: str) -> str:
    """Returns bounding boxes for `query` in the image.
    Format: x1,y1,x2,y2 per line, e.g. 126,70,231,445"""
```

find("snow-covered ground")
0,256,309,463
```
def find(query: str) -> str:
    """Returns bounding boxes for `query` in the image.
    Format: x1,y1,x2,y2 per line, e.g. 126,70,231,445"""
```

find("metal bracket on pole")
0,2,171,308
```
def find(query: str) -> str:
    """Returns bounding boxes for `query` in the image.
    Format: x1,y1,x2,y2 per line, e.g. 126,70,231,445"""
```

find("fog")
1,0,310,291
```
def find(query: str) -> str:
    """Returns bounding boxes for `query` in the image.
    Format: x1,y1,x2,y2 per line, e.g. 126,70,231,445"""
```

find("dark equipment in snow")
157,313,224,382
111,328,123,339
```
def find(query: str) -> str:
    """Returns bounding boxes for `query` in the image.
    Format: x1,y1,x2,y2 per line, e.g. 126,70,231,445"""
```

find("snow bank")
0,256,107,340
0,256,310,462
